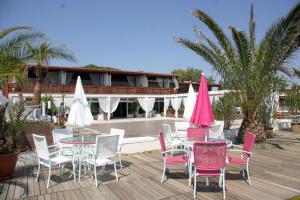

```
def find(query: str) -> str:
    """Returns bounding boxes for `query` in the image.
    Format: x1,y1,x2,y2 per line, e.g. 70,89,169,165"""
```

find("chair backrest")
52,128,73,147
95,134,119,159
33,134,50,160
193,141,227,170
174,121,190,132
187,127,206,140
243,132,256,157
110,128,125,152
211,120,224,133
159,132,167,153
162,124,172,141
210,121,225,139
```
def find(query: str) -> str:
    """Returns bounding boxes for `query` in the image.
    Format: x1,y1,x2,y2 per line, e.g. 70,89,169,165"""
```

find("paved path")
87,118,181,138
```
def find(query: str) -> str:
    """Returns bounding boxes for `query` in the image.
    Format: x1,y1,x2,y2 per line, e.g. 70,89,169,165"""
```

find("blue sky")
1,0,299,80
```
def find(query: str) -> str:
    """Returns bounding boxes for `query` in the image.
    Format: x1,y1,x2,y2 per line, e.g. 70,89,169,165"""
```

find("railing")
7,83,177,95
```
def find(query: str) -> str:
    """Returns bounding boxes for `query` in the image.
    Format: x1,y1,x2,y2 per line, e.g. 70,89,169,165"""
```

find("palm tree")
0,26,43,101
25,42,77,105
177,3,300,141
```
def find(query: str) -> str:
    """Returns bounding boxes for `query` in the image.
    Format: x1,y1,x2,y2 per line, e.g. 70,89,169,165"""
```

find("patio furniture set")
32,128,125,188
160,121,256,199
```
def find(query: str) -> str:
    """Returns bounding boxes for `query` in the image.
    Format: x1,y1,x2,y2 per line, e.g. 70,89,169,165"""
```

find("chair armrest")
231,144,243,148
162,149,191,157
228,149,252,155
49,150,61,157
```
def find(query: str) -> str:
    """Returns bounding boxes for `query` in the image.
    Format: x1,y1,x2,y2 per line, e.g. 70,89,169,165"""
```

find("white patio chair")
210,120,225,139
110,128,125,169
174,121,190,132
33,134,76,188
83,134,119,187
162,124,182,149
52,128,74,156
174,121,190,138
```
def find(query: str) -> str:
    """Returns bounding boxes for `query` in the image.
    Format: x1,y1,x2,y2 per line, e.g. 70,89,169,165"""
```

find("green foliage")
0,26,43,87
41,95,58,114
283,85,300,114
83,64,119,70
177,3,300,140
0,102,32,154
213,92,238,129
259,77,288,129
171,67,215,84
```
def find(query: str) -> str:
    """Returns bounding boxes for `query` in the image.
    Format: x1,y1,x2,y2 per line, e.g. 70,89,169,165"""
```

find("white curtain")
127,76,136,87
163,98,170,117
99,73,111,86
59,71,66,85
156,78,164,88
137,97,155,112
89,74,100,85
136,75,148,87
172,77,179,89
163,78,170,88
64,98,73,108
171,97,182,111
98,97,120,113
66,72,73,85
183,97,188,107
53,97,62,107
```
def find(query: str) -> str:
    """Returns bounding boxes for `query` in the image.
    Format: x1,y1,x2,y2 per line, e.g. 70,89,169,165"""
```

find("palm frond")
229,26,251,69
192,9,235,64
0,26,32,40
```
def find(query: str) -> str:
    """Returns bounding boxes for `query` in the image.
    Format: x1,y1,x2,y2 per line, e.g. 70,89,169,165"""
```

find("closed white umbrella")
183,84,196,120
67,76,94,127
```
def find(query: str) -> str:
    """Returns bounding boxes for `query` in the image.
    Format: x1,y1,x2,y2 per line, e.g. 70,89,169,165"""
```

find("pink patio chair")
227,132,256,185
187,127,206,140
159,132,190,183
193,141,227,199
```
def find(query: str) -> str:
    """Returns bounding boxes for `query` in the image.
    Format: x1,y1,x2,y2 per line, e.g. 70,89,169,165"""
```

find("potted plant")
0,101,32,180
58,115,66,128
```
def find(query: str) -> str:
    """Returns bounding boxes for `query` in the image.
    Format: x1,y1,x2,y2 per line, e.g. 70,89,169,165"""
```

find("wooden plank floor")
1,133,300,200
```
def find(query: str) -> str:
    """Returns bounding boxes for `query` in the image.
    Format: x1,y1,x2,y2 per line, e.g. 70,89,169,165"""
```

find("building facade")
5,66,222,120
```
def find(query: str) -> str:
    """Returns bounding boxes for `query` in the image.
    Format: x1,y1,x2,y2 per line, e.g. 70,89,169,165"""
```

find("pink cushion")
227,156,246,165
166,156,189,164
196,169,221,176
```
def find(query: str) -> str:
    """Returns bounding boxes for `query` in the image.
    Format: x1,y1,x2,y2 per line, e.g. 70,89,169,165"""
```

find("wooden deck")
1,133,300,200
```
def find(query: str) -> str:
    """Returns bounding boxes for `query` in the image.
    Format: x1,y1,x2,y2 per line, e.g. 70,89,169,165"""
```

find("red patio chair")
193,141,227,199
159,132,190,183
227,132,256,185
187,127,206,140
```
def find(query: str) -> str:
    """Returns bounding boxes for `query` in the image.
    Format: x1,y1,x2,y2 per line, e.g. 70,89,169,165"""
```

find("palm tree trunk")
31,78,41,105
237,112,266,142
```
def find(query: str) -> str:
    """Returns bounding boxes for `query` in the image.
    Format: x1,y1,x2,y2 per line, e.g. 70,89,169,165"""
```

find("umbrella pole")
205,127,209,142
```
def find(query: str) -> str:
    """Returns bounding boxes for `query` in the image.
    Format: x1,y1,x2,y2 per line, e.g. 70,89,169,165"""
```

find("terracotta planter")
291,123,300,133
0,151,19,180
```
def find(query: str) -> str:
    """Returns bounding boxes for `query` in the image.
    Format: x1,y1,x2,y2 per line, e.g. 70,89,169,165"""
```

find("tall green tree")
25,42,77,105
171,67,215,84
0,26,43,100
177,3,300,141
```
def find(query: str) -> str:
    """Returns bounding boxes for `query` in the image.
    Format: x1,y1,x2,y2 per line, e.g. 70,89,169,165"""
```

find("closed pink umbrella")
190,73,214,140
